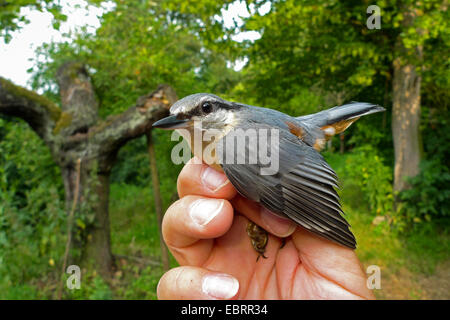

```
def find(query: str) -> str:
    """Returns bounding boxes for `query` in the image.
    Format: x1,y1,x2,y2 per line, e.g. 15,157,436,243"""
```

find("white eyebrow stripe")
170,94,222,115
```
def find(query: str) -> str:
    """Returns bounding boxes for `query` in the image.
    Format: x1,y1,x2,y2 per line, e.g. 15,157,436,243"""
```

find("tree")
391,5,423,193
0,63,176,275
1,0,242,277
30,0,237,107
234,0,448,194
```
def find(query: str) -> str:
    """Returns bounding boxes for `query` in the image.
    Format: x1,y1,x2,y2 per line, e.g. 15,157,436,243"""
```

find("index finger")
179,158,296,238
177,157,237,199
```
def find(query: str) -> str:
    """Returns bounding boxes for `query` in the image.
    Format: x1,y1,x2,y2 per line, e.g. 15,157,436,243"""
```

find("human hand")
157,158,375,300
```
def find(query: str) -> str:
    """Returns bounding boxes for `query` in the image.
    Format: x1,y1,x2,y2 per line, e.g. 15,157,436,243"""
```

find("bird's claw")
246,221,269,261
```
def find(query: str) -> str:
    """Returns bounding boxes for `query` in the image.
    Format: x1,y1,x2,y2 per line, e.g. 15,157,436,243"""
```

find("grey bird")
153,93,385,253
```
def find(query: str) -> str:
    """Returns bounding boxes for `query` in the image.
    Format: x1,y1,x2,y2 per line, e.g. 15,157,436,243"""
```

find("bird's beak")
152,115,190,130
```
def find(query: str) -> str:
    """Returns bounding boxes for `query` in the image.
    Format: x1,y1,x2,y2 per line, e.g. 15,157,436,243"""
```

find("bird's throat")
176,127,224,172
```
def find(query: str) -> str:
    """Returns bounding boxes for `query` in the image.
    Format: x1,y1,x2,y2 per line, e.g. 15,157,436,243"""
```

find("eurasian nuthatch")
153,93,385,256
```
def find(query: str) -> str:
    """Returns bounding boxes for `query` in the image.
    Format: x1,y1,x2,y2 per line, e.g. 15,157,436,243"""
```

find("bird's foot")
280,237,286,249
246,221,268,261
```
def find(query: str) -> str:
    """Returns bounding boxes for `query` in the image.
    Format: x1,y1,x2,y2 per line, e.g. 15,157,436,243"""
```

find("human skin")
157,157,375,300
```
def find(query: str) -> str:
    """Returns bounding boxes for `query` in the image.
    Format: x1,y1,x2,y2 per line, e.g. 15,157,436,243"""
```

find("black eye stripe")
181,100,240,118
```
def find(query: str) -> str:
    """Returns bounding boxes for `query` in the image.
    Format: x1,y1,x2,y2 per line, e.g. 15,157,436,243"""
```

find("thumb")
157,266,240,300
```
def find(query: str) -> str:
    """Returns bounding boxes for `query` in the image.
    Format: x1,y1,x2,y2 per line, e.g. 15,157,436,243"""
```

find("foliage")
0,0,63,43
240,0,448,103
0,0,104,43
394,96,450,228
397,159,450,225
65,272,113,300
1,0,449,299
325,145,394,217
0,118,66,297
30,0,240,116
117,266,161,300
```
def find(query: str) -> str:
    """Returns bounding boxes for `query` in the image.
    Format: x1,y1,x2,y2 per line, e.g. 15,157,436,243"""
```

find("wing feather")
219,120,356,249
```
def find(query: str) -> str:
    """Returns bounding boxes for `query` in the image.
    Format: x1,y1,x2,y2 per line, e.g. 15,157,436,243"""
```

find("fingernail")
260,208,296,237
202,273,239,299
189,199,224,226
201,166,229,192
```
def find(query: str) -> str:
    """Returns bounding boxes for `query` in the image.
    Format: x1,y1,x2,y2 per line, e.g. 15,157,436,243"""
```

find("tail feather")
297,102,385,128
296,102,385,151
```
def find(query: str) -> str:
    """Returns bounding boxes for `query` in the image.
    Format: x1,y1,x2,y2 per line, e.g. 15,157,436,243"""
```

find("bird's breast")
176,126,235,173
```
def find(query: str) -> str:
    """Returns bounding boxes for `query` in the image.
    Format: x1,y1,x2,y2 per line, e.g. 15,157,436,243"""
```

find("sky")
0,0,268,89
0,0,108,88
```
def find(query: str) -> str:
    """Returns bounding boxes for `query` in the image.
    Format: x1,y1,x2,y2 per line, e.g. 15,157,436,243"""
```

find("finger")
158,266,240,300
292,228,375,299
177,157,237,199
231,195,296,238
163,195,234,266
204,215,283,299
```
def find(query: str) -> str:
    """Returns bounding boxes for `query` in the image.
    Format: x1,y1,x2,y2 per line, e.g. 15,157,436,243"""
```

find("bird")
153,93,385,256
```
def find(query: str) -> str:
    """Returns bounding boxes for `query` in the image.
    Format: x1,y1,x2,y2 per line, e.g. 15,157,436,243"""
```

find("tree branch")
0,72,177,173
0,77,60,144
90,84,177,155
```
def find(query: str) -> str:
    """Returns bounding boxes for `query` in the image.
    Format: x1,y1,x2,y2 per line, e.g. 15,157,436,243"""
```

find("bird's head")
152,93,239,131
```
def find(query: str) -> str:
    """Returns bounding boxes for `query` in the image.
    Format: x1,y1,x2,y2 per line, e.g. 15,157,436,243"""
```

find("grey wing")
219,125,356,249
280,154,356,249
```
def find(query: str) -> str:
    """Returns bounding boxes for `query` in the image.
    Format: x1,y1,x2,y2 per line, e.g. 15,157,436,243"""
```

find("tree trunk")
61,158,114,275
82,170,114,275
391,9,423,193
0,63,176,278
146,131,170,271
392,60,422,192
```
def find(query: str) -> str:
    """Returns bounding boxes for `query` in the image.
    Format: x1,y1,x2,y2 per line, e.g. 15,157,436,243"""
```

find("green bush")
397,159,450,225
66,272,113,300
0,119,67,297
340,145,394,216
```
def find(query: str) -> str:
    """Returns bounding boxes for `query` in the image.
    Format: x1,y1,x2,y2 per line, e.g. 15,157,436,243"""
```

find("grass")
324,150,450,299
109,183,161,258
104,183,178,300
0,172,448,299
346,204,449,299
105,179,449,300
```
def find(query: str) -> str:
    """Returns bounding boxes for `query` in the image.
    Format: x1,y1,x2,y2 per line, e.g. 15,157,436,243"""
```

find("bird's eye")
201,102,212,114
